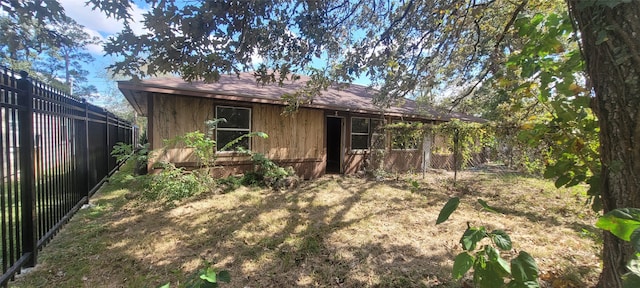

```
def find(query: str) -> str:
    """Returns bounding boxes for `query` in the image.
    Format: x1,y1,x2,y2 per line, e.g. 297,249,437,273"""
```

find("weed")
160,261,230,288
408,178,420,193
437,197,541,287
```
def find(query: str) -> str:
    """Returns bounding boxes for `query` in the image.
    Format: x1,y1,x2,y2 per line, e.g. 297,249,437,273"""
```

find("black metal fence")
0,67,136,286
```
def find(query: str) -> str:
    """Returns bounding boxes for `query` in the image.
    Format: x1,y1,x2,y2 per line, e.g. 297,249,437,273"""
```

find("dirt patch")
11,166,601,287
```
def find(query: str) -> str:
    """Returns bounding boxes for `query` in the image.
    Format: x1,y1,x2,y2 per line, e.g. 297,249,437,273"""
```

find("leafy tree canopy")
86,0,564,105
5,0,640,286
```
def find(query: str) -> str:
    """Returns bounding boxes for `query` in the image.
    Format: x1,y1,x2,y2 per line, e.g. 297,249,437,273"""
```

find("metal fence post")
105,109,110,174
16,71,36,267
83,99,90,203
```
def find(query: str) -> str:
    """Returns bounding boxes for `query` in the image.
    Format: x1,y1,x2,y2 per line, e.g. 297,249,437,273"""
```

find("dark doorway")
326,116,342,173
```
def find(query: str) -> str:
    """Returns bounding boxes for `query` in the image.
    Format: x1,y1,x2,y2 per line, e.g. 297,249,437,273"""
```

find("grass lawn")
10,161,601,287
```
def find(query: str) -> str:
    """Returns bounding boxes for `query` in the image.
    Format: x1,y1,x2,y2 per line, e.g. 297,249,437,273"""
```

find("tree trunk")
566,1,640,287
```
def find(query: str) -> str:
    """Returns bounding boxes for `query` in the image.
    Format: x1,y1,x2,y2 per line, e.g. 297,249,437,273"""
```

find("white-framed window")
215,106,251,151
351,117,385,150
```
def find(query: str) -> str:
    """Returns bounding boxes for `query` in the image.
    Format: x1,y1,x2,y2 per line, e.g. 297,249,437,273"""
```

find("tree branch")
375,0,415,48
450,0,529,110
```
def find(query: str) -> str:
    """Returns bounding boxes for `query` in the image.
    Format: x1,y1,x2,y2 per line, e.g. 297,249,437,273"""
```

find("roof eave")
117,81,447,121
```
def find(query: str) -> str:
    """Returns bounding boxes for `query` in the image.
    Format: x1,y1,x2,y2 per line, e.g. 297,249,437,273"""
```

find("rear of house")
119,73,481,179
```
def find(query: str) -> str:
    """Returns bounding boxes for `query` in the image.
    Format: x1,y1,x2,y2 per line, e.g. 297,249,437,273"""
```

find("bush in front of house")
127,126,299,201
111,142,149,175
143,162,213,202
246,152,299,190
215,152,300,192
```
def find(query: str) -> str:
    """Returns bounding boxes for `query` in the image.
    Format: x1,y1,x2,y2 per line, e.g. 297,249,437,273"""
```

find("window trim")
215,105,252,152
350,117,386,151
350,117,370,151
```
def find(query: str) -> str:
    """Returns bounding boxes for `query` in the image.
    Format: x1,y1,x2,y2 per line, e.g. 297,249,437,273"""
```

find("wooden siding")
251,105,324,161
148,93,214,167
145,92,470,179
151,93,214,148
148,93,325,179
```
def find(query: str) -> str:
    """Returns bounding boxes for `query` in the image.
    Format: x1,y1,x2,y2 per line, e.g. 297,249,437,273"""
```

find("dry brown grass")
10,164,601,288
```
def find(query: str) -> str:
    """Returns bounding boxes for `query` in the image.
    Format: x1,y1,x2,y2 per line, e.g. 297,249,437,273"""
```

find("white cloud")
59,0,148,53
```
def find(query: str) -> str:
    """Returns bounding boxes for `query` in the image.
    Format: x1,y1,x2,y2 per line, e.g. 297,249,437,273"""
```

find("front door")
326,116,343,173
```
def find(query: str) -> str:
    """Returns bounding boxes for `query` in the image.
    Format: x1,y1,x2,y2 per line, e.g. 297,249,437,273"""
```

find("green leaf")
452,252,474,280
474,253,506,288
486,245,511,276
511,251,539,285
436,197,460,224
200,267,217,283
629,229,640,254
596,208,640,241
531,13,545,26
490,230,513,250
478,199,498,213
554,174,571,188
461,226,487,251
217,270,231,283
158,284,170,288
573,96,591,108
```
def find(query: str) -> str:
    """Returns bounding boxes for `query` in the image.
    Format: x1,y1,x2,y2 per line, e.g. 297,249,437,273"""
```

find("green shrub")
240,172,262,186
248,152,297,188
111,142,133,163
216,175,243,193
111,142,149,175
144,125,270,199
143,163,212,202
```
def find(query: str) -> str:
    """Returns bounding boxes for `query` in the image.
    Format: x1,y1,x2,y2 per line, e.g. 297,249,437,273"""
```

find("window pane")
217,130,249,151
217,107,250,129
351,135,369,150
351,118,369,133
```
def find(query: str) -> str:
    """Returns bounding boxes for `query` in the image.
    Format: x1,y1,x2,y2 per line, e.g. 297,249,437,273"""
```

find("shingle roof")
118,72,484,122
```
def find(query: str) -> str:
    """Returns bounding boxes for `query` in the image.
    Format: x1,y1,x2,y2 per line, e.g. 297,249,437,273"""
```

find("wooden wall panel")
152,93,214,147
150,94,215,166
251,105,324,161
148,94,326,178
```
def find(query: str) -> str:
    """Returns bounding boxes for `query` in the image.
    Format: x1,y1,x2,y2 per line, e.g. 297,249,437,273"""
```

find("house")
118,73,482,179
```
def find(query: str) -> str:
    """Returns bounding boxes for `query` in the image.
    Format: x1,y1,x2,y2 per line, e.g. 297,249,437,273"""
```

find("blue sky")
59,0,149,103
